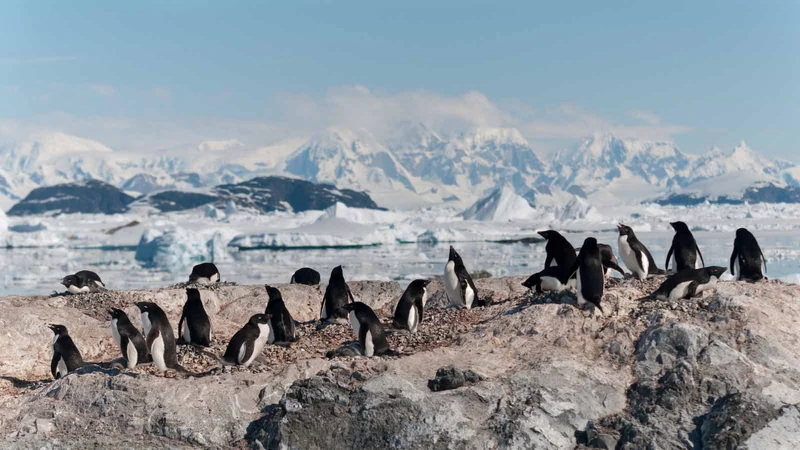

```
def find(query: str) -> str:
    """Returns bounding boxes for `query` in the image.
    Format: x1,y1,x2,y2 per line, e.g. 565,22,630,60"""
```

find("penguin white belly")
734,258,741,281
320,299,328,320
56,357,68,378
195,277,211,285
349,311,361,338
151,333,167,371
363,330,374,357
464,284,475,309
110,319,121,346
695,277,718,294
540,276,563,292
575,268,585,306
567,277,577,290
210,273,219,283
695,258,701,269
407,307,418,333
67,285,90,294
243,323,270,367
267,322,276,344
668,282,693,301
126,340,138,368
443,262,462,307
182,321,192,344
618,237,639,276
421,289,428,308
238,343,248,365
141,313,152,336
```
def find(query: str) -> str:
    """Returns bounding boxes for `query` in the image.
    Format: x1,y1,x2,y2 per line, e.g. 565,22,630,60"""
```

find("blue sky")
1,1,798,158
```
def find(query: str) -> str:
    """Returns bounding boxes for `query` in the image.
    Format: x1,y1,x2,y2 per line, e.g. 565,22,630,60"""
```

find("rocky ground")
0,275,799,449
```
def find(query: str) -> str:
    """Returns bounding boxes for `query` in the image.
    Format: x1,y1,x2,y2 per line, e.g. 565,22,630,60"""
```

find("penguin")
444,246,483,309
730,228,767,282
565,237,605,313
265,285,296,343
135,302,178,372
290,267,321,286
652,267,727,301
221,313,272,367
392,279,430,333
109,308,149,369
48,324,84,379
343,302,392,357
61,270,105,294
320,266,355,322
617,224,666,280
537,230,577,269
189,262,220,285
665,221,705,272
178,289,212,347
522,266,571,294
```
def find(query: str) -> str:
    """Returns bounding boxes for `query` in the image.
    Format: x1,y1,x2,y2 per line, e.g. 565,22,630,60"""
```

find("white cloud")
629,109,663,125
89,84,117,97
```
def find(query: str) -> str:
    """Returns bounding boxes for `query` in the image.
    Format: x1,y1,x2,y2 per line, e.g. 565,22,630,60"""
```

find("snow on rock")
316,202,406,225
461,185,536,222
558,197,603,222
134,228,210,271
204,205,223,219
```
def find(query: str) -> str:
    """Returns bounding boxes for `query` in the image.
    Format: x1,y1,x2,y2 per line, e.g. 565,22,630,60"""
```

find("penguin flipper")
696,245,706,268
177,314,186,342
729,249,738,277
346,285,356,303
50,351,61,380
686,281,699,299
605,261,625,276
238,340,255,366
544,254,554,268
665,245,674,272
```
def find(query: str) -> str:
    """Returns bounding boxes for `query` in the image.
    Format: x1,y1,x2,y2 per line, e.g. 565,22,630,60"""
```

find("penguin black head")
670,221,690,233
407,279,431,291
248,313,271,326
617,224,634,237
135,302,155,313
330,265,345,281
186,288,202,301
61,274,78,288
109,308,126,320
448,246,463,264
537,230,555,240
582,237,599,249
48,324,68,336
521,274,538,289
736,228,753,239
265,285,282,300
706,266,728,278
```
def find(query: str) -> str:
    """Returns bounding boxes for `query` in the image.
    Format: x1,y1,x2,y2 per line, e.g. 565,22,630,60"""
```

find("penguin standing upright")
109,308,149,369
265,285,296,343
579,243,625,278
189,263,220,285
48,324,84,379
178,289,212,347
392,279,430,333
221,313,272,367
290,268,321,286
444,246,483,309
665,221,705,272
61,270,105,294
652,267,727,301
730,228,767,282
135,302,179,372
566,237,605,313
320,266,355,322
538,230,577,268
617,224,665,279
343,302,392,357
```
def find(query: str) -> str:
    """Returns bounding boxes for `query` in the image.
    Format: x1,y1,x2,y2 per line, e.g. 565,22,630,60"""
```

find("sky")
1,0,798,159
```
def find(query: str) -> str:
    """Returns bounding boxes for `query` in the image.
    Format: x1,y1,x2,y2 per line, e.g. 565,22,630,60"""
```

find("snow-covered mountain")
461,184,536,222
0,127,797,212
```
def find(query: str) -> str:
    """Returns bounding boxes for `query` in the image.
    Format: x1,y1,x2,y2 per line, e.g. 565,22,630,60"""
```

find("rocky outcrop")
7,180,135,216
0,277,799,449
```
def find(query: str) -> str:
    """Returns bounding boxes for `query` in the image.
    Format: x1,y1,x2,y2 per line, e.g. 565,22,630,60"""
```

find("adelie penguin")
136,302,179,372
444,246,483,309
290,267,320,286
221,313,272,367
344,302,392,357
652,267,727,301
189,262,220,285
320,266,355,322
265,285,296,343
576,243,625,278
730,228,767,282
109,308,150,369
566,237,605,314
178,289,212,347
617,224,666,280
665,221,705,272
537,230,577,269
48,324,84,380
522,266,572,294
61,270,105,294
392,279,430,333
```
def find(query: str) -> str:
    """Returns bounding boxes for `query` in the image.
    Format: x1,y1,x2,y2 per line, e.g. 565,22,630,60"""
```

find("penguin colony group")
49,225,766,380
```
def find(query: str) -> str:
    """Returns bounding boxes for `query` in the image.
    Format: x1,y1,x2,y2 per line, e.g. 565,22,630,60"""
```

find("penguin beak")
60,278,69,287
47,324,58,332
423,280,431,287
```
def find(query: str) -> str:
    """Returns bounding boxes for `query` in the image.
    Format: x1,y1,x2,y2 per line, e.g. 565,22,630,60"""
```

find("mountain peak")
465,127,528,147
